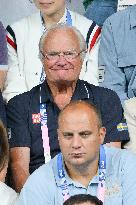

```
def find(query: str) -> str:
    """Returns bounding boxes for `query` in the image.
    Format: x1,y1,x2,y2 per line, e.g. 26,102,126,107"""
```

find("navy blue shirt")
84,0,118,27
7,80,129,173
0,91,6,126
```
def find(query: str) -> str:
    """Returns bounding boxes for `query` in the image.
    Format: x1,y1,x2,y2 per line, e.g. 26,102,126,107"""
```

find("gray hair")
39,23,87,61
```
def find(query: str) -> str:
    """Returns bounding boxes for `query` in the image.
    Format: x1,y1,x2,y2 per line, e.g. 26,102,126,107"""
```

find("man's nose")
56,53,68,63
72,134,82,149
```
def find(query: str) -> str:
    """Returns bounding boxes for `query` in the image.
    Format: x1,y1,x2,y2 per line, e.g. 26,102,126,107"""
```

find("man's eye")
80,131,91,138
64,51,76,56
63,132,73,138
48,52,58,56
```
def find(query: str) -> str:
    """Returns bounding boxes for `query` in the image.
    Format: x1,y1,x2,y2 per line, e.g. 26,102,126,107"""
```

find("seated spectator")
84,0,118,27
124,97,136,153
0,120,18,205
63,194,103,205
16,100,136,205
0,21,8,91
7,24,128,192
3,0,101,102
99,5,136,106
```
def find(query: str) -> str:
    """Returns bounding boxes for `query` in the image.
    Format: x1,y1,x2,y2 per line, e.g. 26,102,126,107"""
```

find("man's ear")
99,127,106,144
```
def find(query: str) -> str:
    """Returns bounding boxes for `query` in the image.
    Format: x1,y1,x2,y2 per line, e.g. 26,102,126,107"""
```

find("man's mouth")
50,67,72,71
70,153,85,158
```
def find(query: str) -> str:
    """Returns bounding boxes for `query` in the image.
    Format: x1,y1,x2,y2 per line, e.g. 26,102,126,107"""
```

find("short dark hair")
63,194,103,205
0,120,9,172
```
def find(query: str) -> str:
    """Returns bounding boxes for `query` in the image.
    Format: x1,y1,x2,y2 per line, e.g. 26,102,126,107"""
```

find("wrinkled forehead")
44,28,81,50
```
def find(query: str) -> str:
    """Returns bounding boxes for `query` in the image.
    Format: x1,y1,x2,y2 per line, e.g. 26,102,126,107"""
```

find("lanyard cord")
40,83,90,163
40,86,51,163
57,145,106,203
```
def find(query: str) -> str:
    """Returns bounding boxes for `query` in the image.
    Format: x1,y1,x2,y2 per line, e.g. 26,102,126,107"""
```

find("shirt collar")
53,155,99,188
72,80,90,100
129,5,136,29
40,79,92,104
40,80,53,103
53,146,114,189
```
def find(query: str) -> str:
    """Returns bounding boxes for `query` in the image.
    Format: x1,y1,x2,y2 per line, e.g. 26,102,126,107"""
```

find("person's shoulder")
124,97,136,115
8,11,40,30
70,10,92,23
104,5,131,26
7,84,41,106
84,80,119,100
0,181,18,200
124,97,136,108
24,156,58,189
105,146,136,168
69,9,98,29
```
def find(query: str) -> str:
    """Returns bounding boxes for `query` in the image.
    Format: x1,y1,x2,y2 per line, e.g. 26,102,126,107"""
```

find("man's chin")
55,79,75,86
68,158,86,166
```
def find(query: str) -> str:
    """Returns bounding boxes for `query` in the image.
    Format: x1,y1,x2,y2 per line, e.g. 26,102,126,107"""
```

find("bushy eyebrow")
61,130,92,138
79,131,92,136
62,132,74,137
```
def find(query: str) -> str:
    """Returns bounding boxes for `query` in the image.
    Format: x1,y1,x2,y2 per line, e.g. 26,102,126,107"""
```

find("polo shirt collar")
53,147,114,188
72,80,92,100
53,155,99,188
40,80,53,103
129,5,136,29
40,79,93,104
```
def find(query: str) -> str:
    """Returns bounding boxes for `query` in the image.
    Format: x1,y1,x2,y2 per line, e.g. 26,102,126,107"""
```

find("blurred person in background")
83,0,118,27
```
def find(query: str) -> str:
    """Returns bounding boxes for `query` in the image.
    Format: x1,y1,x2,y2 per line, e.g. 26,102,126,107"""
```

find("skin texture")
43,28,83,85
58,101,106,187
42,27,84,109
33,0,65,27
10,147,30,192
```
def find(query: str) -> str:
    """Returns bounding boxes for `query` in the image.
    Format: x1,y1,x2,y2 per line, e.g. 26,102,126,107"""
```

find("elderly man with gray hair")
7,24,128,192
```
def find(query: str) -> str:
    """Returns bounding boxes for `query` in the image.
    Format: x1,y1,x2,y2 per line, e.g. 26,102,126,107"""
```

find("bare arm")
0,162,8,182
10,147,30,193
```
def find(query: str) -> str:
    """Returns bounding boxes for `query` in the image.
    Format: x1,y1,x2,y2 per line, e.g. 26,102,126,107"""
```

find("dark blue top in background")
84,0,118,27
